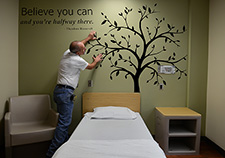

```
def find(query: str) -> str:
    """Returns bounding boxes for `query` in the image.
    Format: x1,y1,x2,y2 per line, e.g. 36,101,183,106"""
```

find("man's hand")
92,54,103,63
88,31,97,41
86,54,103,70
81,31,97,45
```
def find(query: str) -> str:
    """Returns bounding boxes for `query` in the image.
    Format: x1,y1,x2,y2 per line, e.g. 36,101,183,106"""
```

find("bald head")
69,41,80,53
69,41,84,53
69,41,86,56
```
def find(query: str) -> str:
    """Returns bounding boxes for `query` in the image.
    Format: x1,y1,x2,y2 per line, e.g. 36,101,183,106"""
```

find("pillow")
90,106,137,120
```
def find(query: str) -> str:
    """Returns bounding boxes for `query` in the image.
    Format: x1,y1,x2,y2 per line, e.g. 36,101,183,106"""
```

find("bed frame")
82,92,140,115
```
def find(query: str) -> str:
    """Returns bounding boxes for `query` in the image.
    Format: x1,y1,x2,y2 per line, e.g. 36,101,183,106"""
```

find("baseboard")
201,136,225,157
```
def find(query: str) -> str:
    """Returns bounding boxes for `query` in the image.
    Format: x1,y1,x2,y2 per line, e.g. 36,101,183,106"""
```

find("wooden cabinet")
155,107,201,155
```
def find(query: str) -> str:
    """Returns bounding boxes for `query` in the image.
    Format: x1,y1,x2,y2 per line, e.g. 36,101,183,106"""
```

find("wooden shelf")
168,137,196,154
155,107,201,117
169,119,197,136
155,107,201,155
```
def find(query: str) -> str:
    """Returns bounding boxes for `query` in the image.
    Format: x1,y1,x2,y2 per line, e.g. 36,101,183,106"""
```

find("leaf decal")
114,21,118,27
183,25,186,32
101,20,107,25
111,40,116,43
116,71,120,76
105,42,108,48
143,5,146,10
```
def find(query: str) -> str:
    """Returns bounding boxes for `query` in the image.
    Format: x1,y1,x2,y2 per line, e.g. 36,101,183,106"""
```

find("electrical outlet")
88,80,93,87
158,65,175,74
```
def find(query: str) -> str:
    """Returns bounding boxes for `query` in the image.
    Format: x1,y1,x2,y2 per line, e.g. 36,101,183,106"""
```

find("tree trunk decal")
87,4,187,92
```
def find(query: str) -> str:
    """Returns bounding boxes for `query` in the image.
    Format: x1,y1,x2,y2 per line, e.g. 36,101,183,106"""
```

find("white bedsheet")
70,112,154,140
53,112,166,158
53,139,166,158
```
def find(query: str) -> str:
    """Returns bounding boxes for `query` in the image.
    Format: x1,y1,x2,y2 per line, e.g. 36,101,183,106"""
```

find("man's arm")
81,31,96,45
86,54,103,70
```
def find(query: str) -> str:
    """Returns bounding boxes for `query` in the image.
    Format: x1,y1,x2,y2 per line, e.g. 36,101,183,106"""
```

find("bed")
52,92,166,158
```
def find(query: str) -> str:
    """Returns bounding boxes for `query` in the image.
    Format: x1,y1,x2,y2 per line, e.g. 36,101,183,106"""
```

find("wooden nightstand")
155,107,201,155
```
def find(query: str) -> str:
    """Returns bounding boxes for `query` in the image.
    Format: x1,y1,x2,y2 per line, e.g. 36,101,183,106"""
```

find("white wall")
0,0,19,146
207,0,225,150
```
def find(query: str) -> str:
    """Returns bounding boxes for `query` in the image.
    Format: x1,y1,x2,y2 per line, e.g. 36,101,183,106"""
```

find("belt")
57,84,75,90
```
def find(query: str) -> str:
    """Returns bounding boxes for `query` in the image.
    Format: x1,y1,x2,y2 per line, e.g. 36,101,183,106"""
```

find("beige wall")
206,0,225,150
18,0,209,135
19,0,190,134
0,0,214,148
0,0,19,146
187,0,209,136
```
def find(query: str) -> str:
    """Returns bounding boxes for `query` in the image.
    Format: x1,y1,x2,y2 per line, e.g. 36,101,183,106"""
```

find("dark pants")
46,85,74,157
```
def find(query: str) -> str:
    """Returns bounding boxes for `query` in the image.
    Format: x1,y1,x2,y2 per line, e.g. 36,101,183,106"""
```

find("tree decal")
87,4,187,92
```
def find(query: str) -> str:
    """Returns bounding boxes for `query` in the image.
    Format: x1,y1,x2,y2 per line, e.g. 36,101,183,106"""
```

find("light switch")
159,84,163,90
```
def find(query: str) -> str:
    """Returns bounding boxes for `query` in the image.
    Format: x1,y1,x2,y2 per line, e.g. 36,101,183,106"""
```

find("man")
46,31,102,158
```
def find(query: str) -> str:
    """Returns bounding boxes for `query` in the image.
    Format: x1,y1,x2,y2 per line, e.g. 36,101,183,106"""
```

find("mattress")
53,112,166,158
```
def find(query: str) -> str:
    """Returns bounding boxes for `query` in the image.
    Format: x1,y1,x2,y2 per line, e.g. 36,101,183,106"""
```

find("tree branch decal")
87,4,187,92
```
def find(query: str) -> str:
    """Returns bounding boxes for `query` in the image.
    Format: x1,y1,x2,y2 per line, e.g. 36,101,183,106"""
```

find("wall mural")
87,3,187,92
